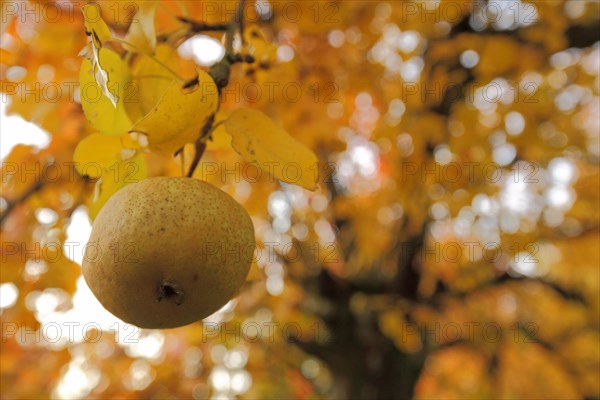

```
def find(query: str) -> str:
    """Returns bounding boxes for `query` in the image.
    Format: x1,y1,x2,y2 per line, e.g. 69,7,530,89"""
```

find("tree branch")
186,114,214,178
176,17,230,32
0,180,45,227
184,0,249,178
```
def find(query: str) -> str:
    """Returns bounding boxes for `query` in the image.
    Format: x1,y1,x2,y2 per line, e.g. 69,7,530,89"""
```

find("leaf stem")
185,0,247,177
186,114,215,177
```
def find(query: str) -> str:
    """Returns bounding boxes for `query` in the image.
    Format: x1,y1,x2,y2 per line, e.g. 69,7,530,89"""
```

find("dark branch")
0,180,45,227
176,17,229,32
186,114,215,178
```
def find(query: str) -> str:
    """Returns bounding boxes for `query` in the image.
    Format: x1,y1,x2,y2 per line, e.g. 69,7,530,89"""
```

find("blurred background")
1,0,599,399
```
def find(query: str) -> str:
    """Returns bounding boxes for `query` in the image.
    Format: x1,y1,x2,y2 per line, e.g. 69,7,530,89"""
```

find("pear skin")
82,177,255,329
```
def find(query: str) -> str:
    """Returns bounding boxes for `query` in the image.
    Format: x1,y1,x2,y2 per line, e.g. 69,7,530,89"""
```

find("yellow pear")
82,177,255,329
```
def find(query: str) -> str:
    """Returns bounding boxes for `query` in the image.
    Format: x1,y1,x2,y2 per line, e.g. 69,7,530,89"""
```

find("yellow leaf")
89,154,147,220
80,48,132,136
128,45,179,121
206,111,231,150
73,134,122,178
124,0,158,54
81,5,117,107
207,122,232,150
130,70,219,156
82,4,112,47
224,108,319,191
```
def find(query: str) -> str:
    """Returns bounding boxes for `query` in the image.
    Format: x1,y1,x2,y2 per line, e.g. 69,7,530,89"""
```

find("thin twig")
185,0,247,178
238,0,246,44
186,141,207,178
177,17,230,32
186,114,215,177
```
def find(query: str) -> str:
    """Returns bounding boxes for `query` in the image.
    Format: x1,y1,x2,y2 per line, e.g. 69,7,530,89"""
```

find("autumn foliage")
1,0,599,399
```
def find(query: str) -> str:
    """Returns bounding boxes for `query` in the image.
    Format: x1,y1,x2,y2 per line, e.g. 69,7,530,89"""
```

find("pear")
82,177,255,329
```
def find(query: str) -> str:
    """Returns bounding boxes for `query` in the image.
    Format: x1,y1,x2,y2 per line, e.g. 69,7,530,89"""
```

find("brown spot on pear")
82,177,255,329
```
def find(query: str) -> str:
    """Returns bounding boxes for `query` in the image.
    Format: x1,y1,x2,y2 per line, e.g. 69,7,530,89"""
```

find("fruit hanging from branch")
82,177,255,329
